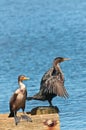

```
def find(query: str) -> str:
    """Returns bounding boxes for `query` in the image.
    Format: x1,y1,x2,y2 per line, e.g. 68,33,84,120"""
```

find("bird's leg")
48,100,53,106
14,111,20,125
21,110,32,122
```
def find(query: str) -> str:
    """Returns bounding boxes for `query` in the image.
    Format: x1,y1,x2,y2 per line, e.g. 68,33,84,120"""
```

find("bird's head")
18,75,30,82
54,57,70,64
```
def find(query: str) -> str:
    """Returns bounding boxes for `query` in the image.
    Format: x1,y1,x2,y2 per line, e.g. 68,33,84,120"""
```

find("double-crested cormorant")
8,75,31,125
27,57,70,106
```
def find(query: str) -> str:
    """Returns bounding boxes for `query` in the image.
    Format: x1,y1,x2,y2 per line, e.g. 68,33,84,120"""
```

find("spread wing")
40,66,69,98
40,67,54,88
41,76,69,98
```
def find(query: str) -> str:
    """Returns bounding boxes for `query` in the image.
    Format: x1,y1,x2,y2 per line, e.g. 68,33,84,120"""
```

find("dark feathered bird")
8,75,31,125
27,57,70,106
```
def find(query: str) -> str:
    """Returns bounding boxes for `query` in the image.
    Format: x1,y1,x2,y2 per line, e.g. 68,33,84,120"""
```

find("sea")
0,0,86,129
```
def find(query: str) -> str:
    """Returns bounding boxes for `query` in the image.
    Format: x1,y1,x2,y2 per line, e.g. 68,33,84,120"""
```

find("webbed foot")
21,115,32,122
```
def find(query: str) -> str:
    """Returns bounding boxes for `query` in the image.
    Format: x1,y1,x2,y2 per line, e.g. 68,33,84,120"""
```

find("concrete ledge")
0,107,60,130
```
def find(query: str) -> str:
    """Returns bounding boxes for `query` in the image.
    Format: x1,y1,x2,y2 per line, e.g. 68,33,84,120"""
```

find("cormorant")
27,57,70,106
8,75,31,125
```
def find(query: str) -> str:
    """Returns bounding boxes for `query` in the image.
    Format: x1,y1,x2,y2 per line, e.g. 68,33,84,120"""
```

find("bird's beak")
24,77,30,80
63,58,71,61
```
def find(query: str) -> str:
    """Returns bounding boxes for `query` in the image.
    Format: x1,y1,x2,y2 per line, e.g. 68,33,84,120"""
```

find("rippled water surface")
0,0,86,129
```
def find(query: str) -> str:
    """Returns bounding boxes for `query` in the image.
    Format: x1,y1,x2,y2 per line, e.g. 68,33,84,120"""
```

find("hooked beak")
63,58,71,61
24,77,30,80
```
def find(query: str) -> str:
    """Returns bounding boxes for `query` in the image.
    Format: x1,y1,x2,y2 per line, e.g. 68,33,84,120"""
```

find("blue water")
0,0,86,129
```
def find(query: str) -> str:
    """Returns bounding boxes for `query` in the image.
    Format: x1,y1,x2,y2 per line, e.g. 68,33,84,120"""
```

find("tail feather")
27,92,46,101
26,97,33,100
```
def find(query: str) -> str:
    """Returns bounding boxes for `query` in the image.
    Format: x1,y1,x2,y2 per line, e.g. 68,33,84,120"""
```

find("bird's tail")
27,96,33,100
8,111,14,117
27,92,46,101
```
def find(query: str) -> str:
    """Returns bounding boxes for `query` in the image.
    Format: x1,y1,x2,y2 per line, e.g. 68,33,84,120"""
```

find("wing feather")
41,76,69,98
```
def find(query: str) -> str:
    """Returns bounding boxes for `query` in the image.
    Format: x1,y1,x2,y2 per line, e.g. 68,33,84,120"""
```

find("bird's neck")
18,81,26,89
56,64,63,74
55,64,64,82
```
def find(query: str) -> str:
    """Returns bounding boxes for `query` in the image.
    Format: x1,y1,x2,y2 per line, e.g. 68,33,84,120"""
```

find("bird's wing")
9,88,21,108
9,93,18,111
40,68,54,89
9,88,27,111
41,76,69,98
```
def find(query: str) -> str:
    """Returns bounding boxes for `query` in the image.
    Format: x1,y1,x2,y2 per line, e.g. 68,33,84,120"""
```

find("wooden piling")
0,106,60,130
